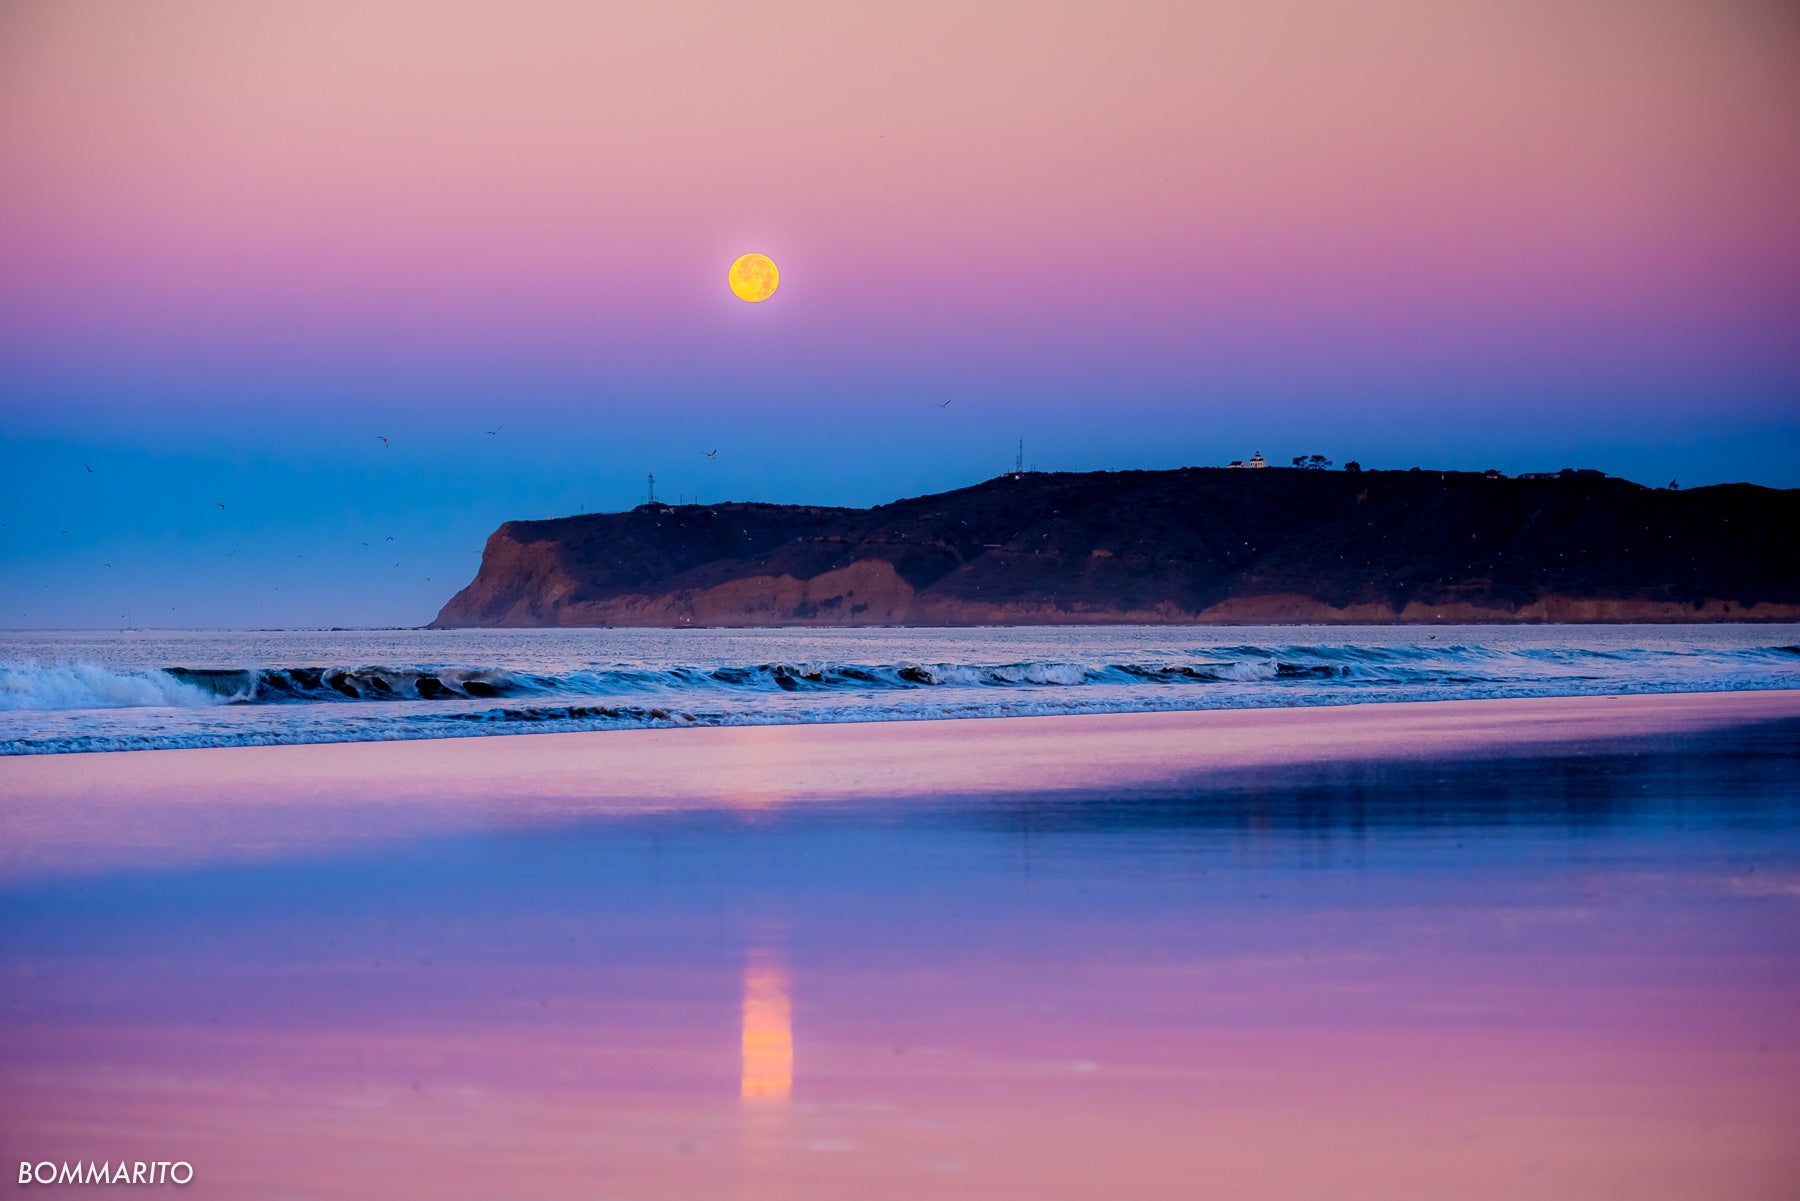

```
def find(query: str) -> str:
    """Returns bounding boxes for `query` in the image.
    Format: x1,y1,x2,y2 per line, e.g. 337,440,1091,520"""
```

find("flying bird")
377,436,390,448
704,449,718,459
385,536,394,542
216,502,226,510
485,426,502,436
938,398,953,408
83,463,94,473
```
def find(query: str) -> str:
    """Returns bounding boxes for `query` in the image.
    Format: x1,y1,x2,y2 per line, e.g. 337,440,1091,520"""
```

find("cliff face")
431,469,1800,627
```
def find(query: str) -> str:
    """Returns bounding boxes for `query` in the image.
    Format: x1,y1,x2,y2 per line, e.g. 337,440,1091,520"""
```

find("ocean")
2,623,1797,755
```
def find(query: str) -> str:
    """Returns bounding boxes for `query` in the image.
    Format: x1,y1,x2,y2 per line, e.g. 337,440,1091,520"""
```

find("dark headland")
432,467,1800,627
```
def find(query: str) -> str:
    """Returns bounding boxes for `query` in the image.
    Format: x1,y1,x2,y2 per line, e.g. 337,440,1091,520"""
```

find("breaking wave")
3,643,1797,714
0,664,226,712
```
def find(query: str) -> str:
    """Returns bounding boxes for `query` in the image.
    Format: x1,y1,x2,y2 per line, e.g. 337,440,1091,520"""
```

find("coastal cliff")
432,468,1800,627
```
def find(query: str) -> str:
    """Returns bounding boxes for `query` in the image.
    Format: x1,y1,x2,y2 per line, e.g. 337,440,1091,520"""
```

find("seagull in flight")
377,436,390,448
216,502,226,510
385,536,394,542
704,449,718,459
938,398,953,408
485,425,502,436
84,463,94,473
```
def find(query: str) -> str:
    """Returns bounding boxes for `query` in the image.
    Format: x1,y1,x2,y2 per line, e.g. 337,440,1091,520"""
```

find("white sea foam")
1,626,1795,753
0,663,226,712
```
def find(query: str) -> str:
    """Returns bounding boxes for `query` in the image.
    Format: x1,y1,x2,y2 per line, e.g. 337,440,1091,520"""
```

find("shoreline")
7,618,1800,632
2,690,1797,880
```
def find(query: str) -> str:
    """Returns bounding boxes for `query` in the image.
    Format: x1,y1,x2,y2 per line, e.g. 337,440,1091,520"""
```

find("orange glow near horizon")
740,956,793,1102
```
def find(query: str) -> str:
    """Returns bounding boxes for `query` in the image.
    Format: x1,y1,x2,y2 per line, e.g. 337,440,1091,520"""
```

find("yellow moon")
728,253,779,302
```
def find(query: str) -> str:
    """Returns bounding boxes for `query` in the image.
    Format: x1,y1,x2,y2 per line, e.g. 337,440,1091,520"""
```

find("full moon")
728,253,779,302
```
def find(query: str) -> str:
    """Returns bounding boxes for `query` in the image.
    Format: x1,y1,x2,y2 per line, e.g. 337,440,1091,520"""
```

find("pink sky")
3,0,1797,369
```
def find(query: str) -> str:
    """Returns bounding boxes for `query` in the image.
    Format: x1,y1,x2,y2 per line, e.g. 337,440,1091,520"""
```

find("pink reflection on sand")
3,949,1798,1200
5,693,1798,880
3,696,1800,1196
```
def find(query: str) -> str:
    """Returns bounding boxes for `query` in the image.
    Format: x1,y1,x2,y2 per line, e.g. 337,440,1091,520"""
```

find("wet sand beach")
2,692,1798,1198
2,690,1798,876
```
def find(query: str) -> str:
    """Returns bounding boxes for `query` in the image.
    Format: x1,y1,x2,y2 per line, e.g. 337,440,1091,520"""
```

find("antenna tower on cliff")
647,473,656,504
1015,439,1024,475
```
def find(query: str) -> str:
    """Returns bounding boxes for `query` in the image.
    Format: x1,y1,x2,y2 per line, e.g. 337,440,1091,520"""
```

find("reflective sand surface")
2,699,1798,1198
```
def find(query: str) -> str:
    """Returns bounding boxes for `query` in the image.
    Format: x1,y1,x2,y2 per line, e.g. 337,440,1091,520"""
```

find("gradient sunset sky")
2,0,1797,627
